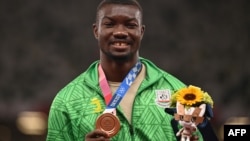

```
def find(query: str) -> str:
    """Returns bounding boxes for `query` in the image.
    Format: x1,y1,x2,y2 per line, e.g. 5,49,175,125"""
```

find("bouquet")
170,85,214,141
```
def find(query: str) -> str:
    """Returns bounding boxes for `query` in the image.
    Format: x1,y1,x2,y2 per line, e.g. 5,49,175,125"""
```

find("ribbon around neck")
98,61,142,113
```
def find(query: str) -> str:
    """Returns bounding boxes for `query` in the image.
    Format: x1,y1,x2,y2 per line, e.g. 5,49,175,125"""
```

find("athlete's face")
93,4,145,60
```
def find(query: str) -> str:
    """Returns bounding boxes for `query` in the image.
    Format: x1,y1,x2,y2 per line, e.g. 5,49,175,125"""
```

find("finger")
86,136,110,141
190,135,199,141
85,129,110,141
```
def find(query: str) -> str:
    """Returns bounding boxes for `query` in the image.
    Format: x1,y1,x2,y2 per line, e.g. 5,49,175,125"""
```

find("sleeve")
46,93,76,141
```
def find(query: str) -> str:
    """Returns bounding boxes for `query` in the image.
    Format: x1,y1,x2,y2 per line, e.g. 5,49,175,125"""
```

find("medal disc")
95,113,120,137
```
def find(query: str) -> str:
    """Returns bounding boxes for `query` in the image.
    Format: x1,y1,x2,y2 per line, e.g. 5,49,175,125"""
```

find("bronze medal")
95,113,120,137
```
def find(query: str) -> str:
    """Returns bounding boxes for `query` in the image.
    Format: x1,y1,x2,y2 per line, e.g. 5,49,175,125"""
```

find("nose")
113,32,128,39
113,25,128,39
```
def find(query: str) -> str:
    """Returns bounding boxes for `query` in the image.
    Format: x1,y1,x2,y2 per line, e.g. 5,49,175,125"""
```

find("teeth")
114,42,127,46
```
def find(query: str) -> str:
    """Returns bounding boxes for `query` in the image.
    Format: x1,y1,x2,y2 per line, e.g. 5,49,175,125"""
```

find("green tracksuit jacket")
46,58,204,141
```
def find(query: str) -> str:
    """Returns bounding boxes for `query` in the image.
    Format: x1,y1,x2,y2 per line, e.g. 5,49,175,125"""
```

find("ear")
198,104,206,117
140,25,145,39
176,101,185,115
92,23,98,39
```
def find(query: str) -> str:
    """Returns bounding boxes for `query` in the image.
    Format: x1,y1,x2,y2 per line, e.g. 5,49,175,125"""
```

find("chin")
112,56,129,61
104,50,134,61
110,54,132,61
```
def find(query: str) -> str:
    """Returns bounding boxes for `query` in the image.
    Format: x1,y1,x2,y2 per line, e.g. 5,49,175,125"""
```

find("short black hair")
95,0,143,23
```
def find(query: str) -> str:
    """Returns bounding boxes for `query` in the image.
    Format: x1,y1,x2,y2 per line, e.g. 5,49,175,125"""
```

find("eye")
191,117,196,122
126,23,138,29
103,22,114,28
180,115,184,120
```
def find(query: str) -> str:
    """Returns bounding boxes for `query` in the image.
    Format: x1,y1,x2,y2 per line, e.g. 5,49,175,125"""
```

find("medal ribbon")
98,61,142,112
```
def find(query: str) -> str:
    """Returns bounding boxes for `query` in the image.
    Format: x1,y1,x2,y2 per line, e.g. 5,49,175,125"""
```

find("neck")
100,57,139,82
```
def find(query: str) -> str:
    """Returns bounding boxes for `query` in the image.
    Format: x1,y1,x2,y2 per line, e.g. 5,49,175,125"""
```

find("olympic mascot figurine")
170,85,214,141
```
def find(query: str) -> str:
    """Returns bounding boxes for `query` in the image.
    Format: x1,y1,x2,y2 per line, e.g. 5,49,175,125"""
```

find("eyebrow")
102,16,139,22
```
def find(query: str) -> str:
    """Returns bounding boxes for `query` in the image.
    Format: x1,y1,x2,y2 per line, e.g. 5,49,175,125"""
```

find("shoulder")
140,57,186,90
52,61,100,102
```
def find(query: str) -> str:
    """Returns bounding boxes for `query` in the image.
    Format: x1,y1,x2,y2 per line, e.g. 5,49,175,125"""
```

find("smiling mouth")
111,42,129,48
112,42,128,46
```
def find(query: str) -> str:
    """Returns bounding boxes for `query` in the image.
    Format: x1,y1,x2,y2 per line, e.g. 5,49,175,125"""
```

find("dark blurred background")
0,0,249,141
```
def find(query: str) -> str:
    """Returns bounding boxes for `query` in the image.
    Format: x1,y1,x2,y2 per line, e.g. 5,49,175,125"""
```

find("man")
46,0,218,141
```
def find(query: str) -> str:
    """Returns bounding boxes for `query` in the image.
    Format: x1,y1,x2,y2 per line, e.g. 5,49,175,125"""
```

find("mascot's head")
167,85,214,127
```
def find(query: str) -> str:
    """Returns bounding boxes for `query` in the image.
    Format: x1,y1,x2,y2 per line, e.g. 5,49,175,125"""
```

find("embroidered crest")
155,89,171,108
91,98,103,113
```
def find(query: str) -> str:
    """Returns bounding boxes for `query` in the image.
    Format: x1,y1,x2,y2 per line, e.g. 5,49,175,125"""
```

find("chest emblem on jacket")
155,89,171,108
91,98,103,113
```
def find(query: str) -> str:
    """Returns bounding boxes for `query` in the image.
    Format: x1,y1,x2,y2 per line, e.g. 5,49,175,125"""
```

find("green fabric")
46,58,204,141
